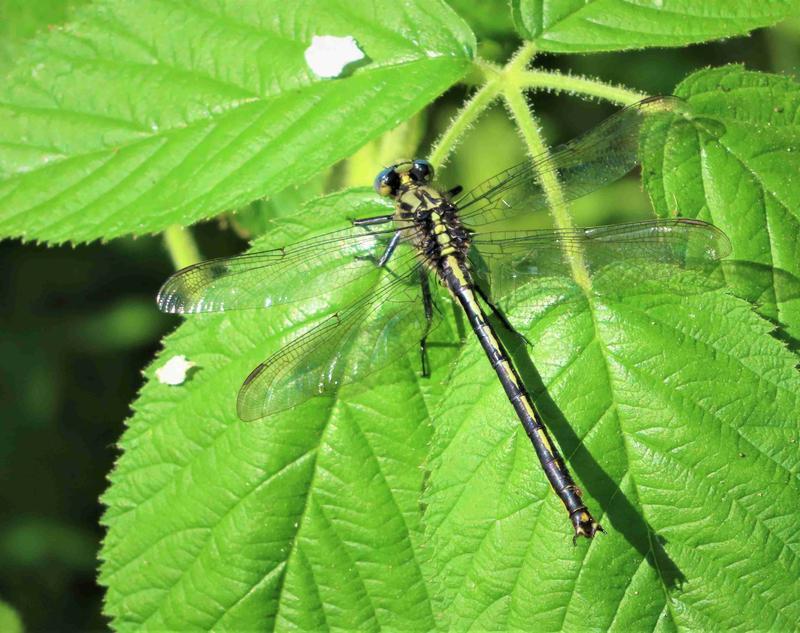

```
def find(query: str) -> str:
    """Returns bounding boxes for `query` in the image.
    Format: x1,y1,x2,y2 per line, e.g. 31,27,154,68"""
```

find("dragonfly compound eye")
411,159,434,183
373,166,401,197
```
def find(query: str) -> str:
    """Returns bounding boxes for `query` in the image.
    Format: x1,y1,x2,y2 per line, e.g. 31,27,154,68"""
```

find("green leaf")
0,0,90,74
422,267,800,631
643,65,800,344
512,0,800,52
228,176,327,241
100,189,459,630
0,599,23,633
0,0,474,245
102,182,800,628
447,0,517,40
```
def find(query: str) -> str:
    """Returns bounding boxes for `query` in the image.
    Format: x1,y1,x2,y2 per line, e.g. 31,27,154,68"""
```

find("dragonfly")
157,96,731,541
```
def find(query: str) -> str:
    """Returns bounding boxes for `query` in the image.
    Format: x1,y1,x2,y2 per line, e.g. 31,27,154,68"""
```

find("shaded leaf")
0,0,473,245
447,0,517,40
512,0,800,53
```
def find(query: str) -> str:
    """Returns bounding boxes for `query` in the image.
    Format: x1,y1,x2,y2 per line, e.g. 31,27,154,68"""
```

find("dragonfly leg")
353,230,401,270
377,231,401,267
446,185,463,198
419,268,434,378
474,284,532,347
351,213,394,226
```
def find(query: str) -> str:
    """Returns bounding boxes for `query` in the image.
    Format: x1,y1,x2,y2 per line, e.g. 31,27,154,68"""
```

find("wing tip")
674,218,732,260
156,283,184,314
237,362,270,423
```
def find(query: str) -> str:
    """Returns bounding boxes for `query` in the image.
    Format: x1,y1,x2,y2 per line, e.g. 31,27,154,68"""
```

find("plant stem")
427,38,647,290
427,79,502,170
163,224,202,270
505,40,538,73
502,87,591,290
427,41,539,170
517,69,646,105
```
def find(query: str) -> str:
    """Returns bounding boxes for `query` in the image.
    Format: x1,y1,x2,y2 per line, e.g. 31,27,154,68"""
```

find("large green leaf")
643,65,800,344
0,0,473,245
512,0,800,52
0,0,90,74
99,189,459,630
422,267,800,630
102,191,800,630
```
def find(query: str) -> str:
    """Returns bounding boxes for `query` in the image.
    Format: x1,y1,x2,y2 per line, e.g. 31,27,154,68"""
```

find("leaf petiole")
163,224,202,270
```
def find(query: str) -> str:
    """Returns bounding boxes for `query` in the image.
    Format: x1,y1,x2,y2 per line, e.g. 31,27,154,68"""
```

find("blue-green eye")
373,166,400,197
411,159,433,183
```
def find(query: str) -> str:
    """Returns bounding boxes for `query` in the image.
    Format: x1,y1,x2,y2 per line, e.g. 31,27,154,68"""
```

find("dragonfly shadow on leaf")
719,259,800,352
492,313,687,590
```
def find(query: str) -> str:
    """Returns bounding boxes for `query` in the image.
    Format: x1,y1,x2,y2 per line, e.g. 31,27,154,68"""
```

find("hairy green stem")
423,41,646,292
427,79,502,170
505,40,538,73
428,42,538,170
164,224,202,270
428,39,645,179
502,87,591,289
517,69,646,105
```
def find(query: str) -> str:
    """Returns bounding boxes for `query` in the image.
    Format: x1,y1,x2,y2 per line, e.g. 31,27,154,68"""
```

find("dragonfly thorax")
373,159,471,266
393,184,471,269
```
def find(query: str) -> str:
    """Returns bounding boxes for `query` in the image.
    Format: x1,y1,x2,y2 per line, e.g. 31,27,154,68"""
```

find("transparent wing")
237,257,436,421
157,224,414,313
470,219,731,302
455,96,689,228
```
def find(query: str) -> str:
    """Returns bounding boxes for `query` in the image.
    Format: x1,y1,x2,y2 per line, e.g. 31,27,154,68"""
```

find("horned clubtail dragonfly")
157,96,730,540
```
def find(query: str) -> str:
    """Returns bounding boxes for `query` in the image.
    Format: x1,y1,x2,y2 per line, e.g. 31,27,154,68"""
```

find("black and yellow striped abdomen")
393,180,602,540
438,254,601,539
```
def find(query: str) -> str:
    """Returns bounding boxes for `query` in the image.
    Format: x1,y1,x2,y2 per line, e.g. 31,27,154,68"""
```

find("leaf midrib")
579,292,677,628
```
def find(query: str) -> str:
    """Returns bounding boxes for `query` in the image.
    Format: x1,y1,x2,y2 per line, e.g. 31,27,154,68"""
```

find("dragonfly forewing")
236,259,437,421
456,96,687,229
157,225,413,314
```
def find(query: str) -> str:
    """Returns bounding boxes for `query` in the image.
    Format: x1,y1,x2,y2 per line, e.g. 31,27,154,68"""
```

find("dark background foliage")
0,1,797,629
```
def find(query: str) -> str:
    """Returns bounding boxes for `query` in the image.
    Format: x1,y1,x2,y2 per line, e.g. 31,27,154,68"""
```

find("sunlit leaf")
0,0,474,245
102,183,800,630
99,190,459,630
643,65,800,344
423,266,800,631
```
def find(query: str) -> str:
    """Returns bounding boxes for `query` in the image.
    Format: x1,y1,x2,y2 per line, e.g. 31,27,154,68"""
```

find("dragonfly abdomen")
440,255,603,541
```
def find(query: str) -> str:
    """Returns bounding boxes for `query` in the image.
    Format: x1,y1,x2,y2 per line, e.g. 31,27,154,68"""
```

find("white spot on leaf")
304,35,364,79
156,355,196,386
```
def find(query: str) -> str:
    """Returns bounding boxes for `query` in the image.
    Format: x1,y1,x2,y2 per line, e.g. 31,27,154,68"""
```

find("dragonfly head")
373,159,434,198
